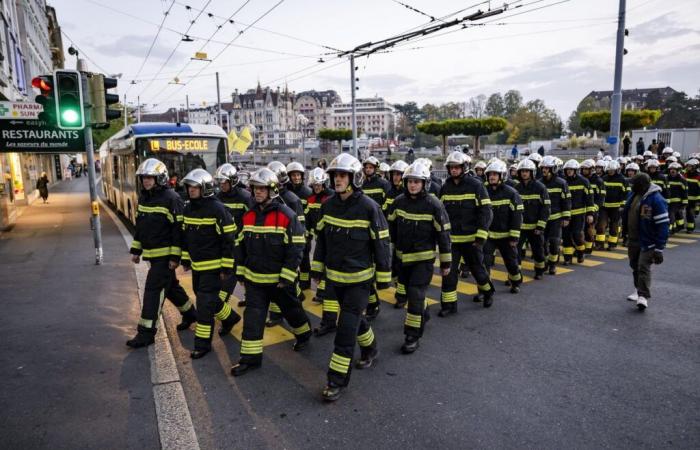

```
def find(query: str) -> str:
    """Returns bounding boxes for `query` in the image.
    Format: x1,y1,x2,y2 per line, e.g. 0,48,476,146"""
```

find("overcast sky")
50,0,700,118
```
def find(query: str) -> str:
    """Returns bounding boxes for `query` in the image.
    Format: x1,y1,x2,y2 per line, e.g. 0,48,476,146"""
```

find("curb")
98,196,200,450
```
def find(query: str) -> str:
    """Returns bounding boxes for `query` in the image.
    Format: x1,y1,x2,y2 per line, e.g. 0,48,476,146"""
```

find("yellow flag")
227,130,238,153
232,126,253,154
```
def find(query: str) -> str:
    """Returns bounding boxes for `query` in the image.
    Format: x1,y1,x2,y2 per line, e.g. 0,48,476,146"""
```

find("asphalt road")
162,225,700,449
0,178,159,449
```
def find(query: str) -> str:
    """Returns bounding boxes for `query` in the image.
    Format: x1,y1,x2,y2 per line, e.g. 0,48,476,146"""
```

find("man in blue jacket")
622,173,669,311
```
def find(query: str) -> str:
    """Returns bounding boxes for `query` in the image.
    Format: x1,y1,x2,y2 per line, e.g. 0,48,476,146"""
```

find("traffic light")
89,73,121,128
53,69,85,130
32,75,56,125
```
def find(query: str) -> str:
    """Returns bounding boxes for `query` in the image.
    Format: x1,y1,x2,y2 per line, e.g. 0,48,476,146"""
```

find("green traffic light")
61,109,80,124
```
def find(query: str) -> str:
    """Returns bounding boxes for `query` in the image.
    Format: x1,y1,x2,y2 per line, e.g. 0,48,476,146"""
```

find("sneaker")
626,291,639,302
636,296,648,311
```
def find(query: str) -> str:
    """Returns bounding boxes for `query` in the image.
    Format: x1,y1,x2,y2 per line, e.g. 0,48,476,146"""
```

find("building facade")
583,87,678,111
294,90,340,138
331,97,395,138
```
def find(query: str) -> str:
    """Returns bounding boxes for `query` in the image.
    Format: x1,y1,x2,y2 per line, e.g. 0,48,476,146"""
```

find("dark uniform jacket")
667,174,688,206
565,174,594,217
684,170,700,204
181,196,236,272
311,190,392,286
486,182,523,241
234,198,306,286
649,172,669,199
587,174,606,213
439,174,493,243
540,175,571,221
387,191,452,269
384,183,404,211
217,186,252,231
279,187,306,226
306,188,334,236
131,186,184,261
603,173,629,209
516,179,550,231
288,182,313,216
362,174,390,210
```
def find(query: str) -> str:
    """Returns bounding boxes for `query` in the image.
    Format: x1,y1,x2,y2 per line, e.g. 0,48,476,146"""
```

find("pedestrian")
126,159,197,349
36,172,49,203
318,158,328,170
648,139,658,156
511,144,519,160
537,145,545,157
406,148,415,164
657,140,666,156
622,134,631,157
636,137,645,156
621,173,668,310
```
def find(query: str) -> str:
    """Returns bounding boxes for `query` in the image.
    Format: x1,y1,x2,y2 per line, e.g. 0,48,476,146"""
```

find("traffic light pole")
85,120,103,265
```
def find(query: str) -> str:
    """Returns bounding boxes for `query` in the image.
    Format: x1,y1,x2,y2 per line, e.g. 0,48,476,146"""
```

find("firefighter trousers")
299,238,312,289
239,282,311,365
584,212,598,251
596,207,621,246
399,262,433,339
192,270,240,352
518,230,546,274
544,218,562,265
441,242,493,307
327,282,377,387
562,214,586,260
668,203,685,233
686,201,697,232
138,258,194,336
484,238,522,285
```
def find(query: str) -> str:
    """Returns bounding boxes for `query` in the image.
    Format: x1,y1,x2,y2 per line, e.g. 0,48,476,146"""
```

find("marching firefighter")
311,153,392,402
439,151,494,311
580,159,605,254
597,160,628,250
230,168,312,376
215,163,252,308
379,162,391,180
181,169,240,359
561,159,594,265
286,162,313,290
266,161,306,326
515,158,550,279
361,156,390,319
594,159,607,179
483,160,524,293
646,159,669,199
306,168,338,336
684,159,699,232
473,161,487,182
415,158,442,196
666,162,688,233
539,156,571,274
385,160,409,306
625,162,640,180
127,159,197,349
387,161,451,353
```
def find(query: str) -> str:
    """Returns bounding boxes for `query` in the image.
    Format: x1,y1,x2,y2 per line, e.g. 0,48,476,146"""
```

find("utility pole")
176,107,180,123
216,72,221,128
609,0,626,158
123,94,127,127
137,96,141,122
350,54,358,158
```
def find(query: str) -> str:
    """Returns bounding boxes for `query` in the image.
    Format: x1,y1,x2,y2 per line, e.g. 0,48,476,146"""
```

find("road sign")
0,101,43,120
0,119,84,152
607,136,618,144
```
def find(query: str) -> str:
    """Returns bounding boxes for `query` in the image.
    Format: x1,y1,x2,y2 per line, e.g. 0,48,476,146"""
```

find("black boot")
190,349,210,359
534,269,544,280
472,294,483,303
438,304,458,317
483,291,494,308
126,330,155,348
177,307,197,331
548,262,557,275
365,305,380,320
218,312,241,336
576,250,585,263
510,282,520,294
322,382,343,402
293,332,311,351
265,312,283,327
313,322,337,337
394,298,407,309
356,348,379,369
237,299,247,307
459,269,470,279
401,336,420,354
230,361,261,376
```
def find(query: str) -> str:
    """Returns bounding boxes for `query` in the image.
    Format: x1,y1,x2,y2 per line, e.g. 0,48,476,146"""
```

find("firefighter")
646,159,669,199
515,158,550,279
387,161,451,353
127,159,197,348
539,156,571,274
580,159,605,254
306,168,338,336
483,160,524,293
360,156,390,319
379,162,391,180
311,153,392,402
597,160,628,250
439,151,494,311
473,161,487,182
181,169,240,359
685,159,700,232
594,160,607,178
230,168,312,376
415,158,442,196
561,160,593,265
266,161,306,326
386,160,409,307
529,153,544,179
215,163,253,308
286,162,313,290
666,162,688,234
508,164,519,186
625,162,640,180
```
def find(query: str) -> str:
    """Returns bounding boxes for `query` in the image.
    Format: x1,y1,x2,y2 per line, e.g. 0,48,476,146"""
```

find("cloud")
94,35,185,62
629,12,699,44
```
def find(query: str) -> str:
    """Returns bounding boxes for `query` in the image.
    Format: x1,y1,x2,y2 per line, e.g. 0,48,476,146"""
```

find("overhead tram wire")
136,0,214,98
390,0,445,23
125,0,177,96
60,29,112,74
145,0,289,107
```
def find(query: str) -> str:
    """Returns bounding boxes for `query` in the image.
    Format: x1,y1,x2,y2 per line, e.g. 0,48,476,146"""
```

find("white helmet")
267,161,289,184
668,162,682,171
474,161,487,170
563,159,580,171
402,161,431,191
580,159,595,169
485,159,507,177
445,151,470,170
625,162,640,173
632,155,644,162
328,153,364,188
249,167,280,199
685,158,699,168
540,156,557,169
595,160,607,170
362,156,380,168
136,158,169,186
646,159,660,169
643,150,653,158
606,160,621,172
182,168,216,197
516,158,536,172
603,155,613,162
389,160,409,174
286,161,305,176
214,163,239,187
672,151,681,159
379,162,391,173
415,157,433,171
667,156,678,163
662,147,673,155
308,167,329,187
528,153,543,164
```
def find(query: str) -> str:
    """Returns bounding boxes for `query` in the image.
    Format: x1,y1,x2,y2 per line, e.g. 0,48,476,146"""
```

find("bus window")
113,156,119,180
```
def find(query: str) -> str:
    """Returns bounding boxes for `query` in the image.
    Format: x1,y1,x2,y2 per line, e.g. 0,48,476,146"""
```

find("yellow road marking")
587,250,627,260
495,256,573,274
674,233,699,239
667,237,696,244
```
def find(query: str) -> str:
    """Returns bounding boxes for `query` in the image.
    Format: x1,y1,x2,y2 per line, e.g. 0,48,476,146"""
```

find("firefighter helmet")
474,160,487,170
517,158,536,172
267,161,289,184
309,167,329,187
286,161,305,176
249,167,280,199
563,159,580,172
485,159,507,177
214,163,239,187
528,153,543,164
580,159,595,169
182,168,216,197
445,151,470,169
363,156,380,167
646,159,660,169
328,153,364,188
668,162,682,171
379,162,391,173
625,162,640,173
136,158,169,186
607,160,621,172
403,161,431,192
389,160,409,174
540,155,557,169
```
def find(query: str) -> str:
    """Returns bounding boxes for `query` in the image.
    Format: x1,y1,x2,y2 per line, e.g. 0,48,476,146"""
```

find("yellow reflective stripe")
292,322,311,335
215,302,232,320
405,313,422,328
221,257,234,269
489,231,510,239
131,240,142,250
292,236,306,244
330,353,351,373
177,299,193,312
604,182,624,188
393,209,433,222
441,193,476,201
363,188,385,195
571,207,587,215
439,252,451,263
441,290,457,302
357,328,375,347
476,229,489,240
242,225,287,234
311,260,325,272
323,299,340,312
321,215,370,229
562,210,572,218
568,185,586,191
521,223,537,230
549,212,563,220
377,229,390,239
195,323,212,338
269,302,282,313
238,266,280,284
510,230,520,238
547,188,562,193
537,220,547,228
508,272,522,281
603,202,624,208
376,271,391,283
170,246,182,257
191,259,223,271
176,215,184,222
396,283,406,295
184,217,217,226
399,250,436,263
480,197,492,205
326,267,374,283
223,202,248,210
222,224,237,234
520,194,542,201
138,317,154,328
240,339,263,355
490,199,511,207
308,203,322,210
141,247,171,258
218,290,228,301
181,251,190,261
138,205,174,222
280,267,297,282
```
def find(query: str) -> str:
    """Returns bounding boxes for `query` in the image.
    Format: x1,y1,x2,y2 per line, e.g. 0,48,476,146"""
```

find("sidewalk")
0,177,159,449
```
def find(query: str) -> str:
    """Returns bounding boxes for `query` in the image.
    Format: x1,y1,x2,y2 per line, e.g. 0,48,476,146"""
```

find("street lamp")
297,113,309,168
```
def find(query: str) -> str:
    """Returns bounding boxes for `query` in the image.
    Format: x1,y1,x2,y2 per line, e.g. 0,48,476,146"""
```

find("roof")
128,122,227,137
585,87,677,101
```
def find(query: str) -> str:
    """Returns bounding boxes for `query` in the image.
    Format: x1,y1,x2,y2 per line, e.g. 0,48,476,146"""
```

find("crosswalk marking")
674,233,698,239
667,237,696,244
587,250,628,260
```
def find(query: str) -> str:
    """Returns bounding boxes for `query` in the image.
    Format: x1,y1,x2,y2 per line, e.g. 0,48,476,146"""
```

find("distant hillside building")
294,90,341,138
583,87,678,110
332,97,395,138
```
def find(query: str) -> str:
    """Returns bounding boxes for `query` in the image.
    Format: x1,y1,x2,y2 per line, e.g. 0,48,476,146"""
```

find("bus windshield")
135,135,227,183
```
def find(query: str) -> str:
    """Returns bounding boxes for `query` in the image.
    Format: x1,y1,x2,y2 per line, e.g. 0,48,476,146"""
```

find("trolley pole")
609,0,626,158
350,54,358,158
